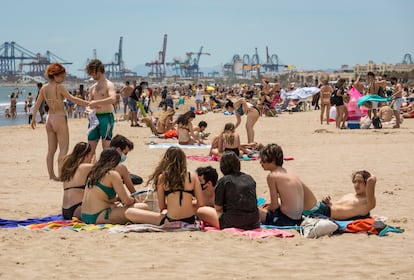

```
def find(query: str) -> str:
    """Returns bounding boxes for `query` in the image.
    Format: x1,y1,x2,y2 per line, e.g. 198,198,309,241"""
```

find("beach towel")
148,143,211,149
108,221,201,233
0,214,64,228
281,87,320,100
345,218,404,236
357,95,391,108
203,226,294,239
186,155,294,162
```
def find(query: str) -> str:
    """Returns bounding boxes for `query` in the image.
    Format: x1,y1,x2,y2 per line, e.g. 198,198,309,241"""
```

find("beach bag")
300,217,338,238
132,188,159,212
372,116,382,129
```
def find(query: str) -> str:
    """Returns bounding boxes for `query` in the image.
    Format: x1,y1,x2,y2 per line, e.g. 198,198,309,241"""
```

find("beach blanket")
108,221,201,233
148,143,211,149
281,87,320,100
0,214,64,228
357,94,391,108
203,226,294,239
186,155,294,162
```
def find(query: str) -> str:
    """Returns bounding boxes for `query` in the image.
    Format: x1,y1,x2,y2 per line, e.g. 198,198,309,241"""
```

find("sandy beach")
0,105,413,279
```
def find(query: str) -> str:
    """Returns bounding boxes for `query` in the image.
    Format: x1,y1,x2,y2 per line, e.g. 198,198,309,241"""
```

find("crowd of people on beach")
24,60,392,233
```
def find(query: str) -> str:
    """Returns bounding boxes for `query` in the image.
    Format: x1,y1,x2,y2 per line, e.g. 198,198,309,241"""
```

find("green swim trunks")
88,112,114,141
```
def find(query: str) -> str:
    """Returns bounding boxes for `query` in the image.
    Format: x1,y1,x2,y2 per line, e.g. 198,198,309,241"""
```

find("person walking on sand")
390,77,403,128
86,59,117,155
31,63,89,181
120,80,133,121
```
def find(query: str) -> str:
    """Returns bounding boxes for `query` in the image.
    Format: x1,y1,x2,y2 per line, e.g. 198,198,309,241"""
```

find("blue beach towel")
0,214,64,228
357,94,391,108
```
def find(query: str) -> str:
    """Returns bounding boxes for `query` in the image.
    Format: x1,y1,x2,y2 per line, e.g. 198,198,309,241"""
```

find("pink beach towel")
203,226,294,239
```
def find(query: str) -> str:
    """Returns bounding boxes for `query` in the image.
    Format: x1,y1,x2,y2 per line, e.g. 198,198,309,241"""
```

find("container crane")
183,46,210,77
145,34,168,78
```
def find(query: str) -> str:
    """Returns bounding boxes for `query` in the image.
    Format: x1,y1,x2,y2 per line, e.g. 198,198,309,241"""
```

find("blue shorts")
129,98,138,112
88,112,114,141
264,208,303,226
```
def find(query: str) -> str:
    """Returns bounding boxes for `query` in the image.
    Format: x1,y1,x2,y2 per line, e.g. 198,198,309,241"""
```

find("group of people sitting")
60,137,377,230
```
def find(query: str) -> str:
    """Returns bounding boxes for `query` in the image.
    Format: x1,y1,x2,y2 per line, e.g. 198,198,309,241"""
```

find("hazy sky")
2,0,413,76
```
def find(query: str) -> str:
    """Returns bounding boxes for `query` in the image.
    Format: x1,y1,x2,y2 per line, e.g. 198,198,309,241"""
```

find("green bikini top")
96,182,117,200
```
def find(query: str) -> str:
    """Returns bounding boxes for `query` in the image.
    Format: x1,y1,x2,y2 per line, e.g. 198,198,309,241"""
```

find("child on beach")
59,142,95,220
303,170,376,221
258,143,304,226
125,147,214,226
81,147,148,224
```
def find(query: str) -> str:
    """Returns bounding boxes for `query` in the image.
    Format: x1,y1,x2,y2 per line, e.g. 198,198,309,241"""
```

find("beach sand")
0,106,413,279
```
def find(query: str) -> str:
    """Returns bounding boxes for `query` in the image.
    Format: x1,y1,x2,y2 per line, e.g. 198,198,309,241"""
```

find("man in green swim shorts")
86,59,117,155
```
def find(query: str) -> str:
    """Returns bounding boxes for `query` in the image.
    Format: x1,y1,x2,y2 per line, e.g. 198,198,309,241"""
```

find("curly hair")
59,142,91,182
87,148,120,187
145,147,187,192
260,143,284,166
45,63,66,80
86,59,105,75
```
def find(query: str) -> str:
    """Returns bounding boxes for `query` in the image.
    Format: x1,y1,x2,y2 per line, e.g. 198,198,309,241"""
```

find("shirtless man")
366,72,380,119
258,143,304,226
86,59,117,155
120,81,133,120
303,170,376,220
390,77,403,128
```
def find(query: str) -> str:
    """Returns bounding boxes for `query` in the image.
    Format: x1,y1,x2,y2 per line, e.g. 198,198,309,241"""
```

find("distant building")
354,61,414,76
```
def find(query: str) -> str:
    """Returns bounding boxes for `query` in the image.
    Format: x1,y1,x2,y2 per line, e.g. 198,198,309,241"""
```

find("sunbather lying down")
303,170,377,221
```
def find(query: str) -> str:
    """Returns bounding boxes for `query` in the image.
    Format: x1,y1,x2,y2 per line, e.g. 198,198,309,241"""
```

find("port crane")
145,34,168,78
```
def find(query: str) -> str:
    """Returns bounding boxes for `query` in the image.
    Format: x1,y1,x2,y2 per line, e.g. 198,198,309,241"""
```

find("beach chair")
262,94,281,117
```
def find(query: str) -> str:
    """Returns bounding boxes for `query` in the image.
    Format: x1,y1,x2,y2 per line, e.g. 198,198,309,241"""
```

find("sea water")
0,86,39,127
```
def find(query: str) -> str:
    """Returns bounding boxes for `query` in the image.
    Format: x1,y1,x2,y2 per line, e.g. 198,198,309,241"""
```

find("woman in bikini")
31,63,89,180
59,142,95,220
218,122,241,157
125,147,216,226
319,79,333,125
225,92,260,144
175,110,201,145
9,92,17,119
81,148,148,224
141,106,175,135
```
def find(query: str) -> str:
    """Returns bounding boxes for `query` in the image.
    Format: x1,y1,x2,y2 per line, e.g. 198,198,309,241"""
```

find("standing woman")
225,92,260,144
59,142,95,220
9,92,17,119
319,79,333,125
31,63,89,180
333,78,347,129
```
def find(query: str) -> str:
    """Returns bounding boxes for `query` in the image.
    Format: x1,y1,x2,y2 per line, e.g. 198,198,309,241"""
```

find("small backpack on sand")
372,116,382,129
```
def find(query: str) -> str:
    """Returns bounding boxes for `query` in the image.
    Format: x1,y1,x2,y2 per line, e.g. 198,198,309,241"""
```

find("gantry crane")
145,34,168,78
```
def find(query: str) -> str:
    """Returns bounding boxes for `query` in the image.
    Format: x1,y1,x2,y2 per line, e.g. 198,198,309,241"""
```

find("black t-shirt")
215,172,260,230
131,86,142,101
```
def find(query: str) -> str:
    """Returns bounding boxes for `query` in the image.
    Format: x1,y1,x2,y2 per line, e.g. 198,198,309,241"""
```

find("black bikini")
62,185,86,220
160,173,196,225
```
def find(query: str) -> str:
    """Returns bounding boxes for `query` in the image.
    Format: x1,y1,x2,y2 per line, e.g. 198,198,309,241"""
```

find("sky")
1,0,413,77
